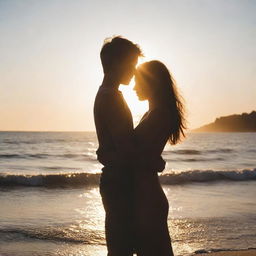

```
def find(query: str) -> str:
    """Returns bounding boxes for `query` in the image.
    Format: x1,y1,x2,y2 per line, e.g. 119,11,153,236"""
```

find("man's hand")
96,150,121,167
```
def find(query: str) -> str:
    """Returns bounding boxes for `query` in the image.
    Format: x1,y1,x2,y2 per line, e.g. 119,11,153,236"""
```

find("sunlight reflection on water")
1,181,256,256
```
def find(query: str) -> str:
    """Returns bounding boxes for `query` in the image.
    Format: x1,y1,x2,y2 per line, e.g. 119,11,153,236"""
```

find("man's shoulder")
96,86,122,102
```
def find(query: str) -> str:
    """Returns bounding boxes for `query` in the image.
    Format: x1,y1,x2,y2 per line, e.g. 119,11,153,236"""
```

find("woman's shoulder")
149,107,171,120
146,108,172,128
150,107,170,115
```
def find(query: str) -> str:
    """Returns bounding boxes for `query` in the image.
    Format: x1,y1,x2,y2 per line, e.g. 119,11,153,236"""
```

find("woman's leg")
135,175,174,256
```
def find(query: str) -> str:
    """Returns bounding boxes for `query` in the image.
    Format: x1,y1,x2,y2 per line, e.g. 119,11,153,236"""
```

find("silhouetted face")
134,72,151,101
119,55,138,85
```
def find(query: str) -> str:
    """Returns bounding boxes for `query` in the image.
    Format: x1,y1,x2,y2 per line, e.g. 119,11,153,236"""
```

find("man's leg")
100,171,134,256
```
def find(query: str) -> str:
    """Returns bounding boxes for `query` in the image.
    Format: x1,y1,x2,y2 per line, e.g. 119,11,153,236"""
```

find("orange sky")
0,0,255,131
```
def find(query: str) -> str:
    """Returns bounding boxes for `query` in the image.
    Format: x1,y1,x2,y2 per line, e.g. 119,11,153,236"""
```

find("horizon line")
0,129,195,133
0,130,96,132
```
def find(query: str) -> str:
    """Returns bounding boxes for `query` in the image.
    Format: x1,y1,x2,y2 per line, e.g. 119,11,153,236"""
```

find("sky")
0,0,255,131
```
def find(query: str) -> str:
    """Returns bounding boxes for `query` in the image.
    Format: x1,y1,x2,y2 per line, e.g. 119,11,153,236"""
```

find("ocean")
0,131,255,256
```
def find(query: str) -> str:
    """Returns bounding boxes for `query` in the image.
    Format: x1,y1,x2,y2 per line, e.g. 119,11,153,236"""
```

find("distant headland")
193,111,256,132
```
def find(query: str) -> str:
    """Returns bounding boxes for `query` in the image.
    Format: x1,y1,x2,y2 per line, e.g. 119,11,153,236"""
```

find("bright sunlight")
120,79,148,125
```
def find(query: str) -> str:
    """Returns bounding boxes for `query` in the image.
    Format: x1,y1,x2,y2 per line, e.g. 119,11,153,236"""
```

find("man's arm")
97,150,166,172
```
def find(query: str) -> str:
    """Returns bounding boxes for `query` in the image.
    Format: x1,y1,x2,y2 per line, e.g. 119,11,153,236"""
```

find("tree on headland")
194,111,256,132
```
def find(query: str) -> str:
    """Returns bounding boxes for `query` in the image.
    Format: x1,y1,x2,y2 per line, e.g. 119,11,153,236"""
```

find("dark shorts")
100,168,135,256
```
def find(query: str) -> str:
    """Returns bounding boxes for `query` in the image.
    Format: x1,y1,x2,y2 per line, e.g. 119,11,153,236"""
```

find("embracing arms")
97,95,166,171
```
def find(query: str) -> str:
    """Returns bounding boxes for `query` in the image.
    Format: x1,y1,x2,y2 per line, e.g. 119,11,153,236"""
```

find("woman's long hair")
137,60,186,144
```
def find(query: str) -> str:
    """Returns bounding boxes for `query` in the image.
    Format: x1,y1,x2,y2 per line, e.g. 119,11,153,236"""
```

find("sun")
119,54,150,125
120,78,148,125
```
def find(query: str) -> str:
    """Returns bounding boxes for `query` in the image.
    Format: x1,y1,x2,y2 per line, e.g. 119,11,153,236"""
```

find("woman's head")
134,61,171,101
134,60,186,144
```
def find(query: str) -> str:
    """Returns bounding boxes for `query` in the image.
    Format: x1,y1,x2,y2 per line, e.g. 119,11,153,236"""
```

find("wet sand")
197,249,256,256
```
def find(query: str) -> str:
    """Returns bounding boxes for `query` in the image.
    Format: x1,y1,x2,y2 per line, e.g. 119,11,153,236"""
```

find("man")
94,36,164,256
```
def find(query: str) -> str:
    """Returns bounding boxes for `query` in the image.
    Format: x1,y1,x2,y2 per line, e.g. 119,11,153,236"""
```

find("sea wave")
170,157,225,162
163,148,235,156
0,169,255,187
0,153,96,160
0,227,105,245
159,169,256,184
0,173,100,187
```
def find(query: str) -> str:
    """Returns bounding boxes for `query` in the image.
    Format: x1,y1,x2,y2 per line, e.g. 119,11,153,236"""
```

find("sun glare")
119,55,150,125
120,78,148,125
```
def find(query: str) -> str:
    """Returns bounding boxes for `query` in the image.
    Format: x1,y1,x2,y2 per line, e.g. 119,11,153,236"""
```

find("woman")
98,60,186,255
133,60,186,256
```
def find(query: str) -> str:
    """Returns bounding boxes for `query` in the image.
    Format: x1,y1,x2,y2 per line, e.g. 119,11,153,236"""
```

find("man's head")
100,36,143,85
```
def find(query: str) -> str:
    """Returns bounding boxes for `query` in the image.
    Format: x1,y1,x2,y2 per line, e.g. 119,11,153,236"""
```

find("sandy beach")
197,249,256,256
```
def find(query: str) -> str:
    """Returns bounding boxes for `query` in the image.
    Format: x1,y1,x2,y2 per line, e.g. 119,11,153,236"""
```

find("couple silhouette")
94,36,186,256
